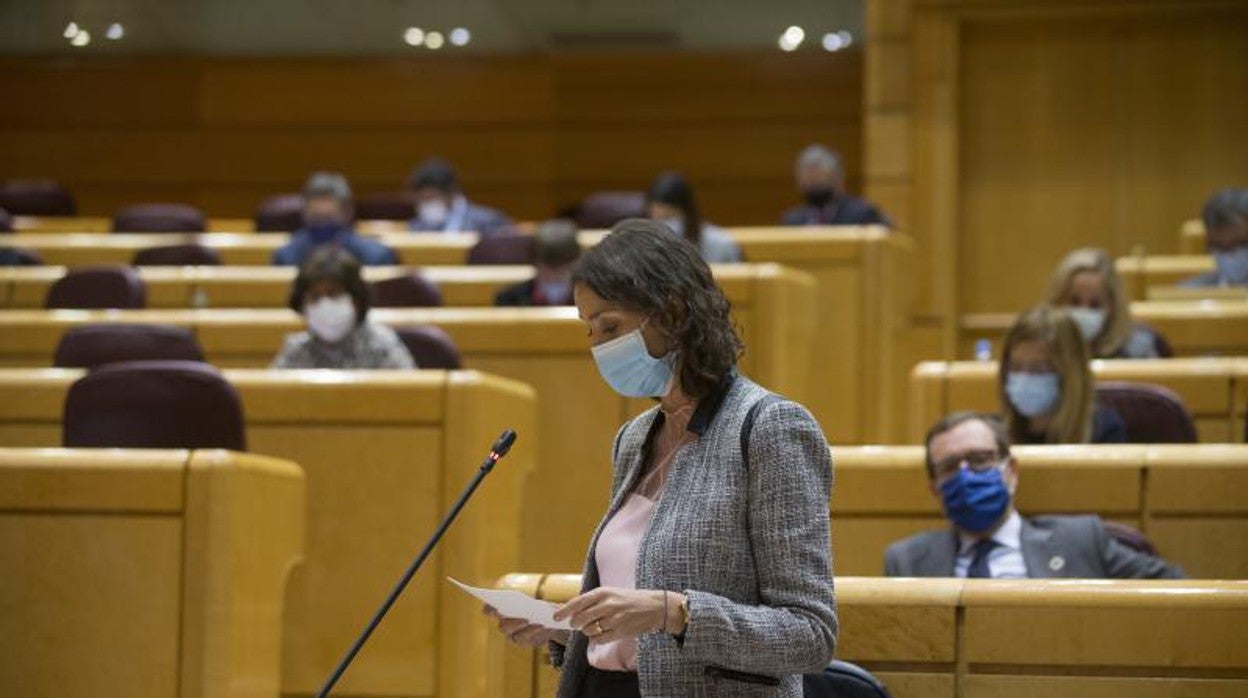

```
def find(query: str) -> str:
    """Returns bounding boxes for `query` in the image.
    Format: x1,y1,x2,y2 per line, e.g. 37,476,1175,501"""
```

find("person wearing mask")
1046,248,1171,358
495,219,581,306
780,145,891,227
488,220,836,697
272,172,399,267
272,246,415,369
1182,188,1248,287
645,171,742,264
884,411,1185,578
1000,305,1126,445
407,157,512,237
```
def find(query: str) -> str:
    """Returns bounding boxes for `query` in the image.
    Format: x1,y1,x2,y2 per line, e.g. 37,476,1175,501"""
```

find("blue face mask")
305,222,345,244
1213,245,1248,285
940,464,1011,534
591,326,675,398
1006,372,1060,418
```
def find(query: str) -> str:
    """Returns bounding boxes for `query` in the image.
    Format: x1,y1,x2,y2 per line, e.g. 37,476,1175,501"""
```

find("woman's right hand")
484,605,570,648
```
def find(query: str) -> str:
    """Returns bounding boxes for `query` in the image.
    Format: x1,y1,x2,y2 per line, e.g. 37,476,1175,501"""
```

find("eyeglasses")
932,449,1004,480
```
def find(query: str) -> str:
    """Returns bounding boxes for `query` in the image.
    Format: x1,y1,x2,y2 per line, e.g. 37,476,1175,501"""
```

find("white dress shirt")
954,510,1028,578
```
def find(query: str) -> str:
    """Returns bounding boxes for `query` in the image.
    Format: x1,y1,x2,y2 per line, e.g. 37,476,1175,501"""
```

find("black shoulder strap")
740,393,781,469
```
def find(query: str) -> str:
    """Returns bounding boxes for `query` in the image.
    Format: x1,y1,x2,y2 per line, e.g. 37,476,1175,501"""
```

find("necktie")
967,539,998,579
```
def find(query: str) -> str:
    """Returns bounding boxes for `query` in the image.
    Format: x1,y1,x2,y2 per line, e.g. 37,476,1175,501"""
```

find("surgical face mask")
591,326,675,398
1067,307,1106,342
1006,371,1060,418
658,217,685,238
1213,245,1248,285
802,186,835,208
419,199,450,227
939,462,1012,534
305,294,357,344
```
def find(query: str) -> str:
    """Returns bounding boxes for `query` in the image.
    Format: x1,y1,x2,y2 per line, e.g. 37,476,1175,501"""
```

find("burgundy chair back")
112,203,207,233
575,191,646,229
45,265,147,309
63,360,246,450
254,193,305,232
0,179,77,216
54,324,205,369
466,235,533,265
371,274,443,307
1095,382,1198,443
393,326,462,369
356,192,416,221
1100,521,1160,557
132,244,222,266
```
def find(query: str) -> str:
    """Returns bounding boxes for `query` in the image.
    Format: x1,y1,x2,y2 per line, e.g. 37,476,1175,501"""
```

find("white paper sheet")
448,577,572,630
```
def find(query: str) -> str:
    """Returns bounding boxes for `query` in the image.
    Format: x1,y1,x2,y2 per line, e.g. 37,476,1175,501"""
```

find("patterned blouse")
271,321,416,369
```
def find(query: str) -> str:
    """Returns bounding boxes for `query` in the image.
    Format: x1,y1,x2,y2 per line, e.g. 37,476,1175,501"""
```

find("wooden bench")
1116,254,1215,300
0,370,535,698
9,215,256,234
959,301,1248,359
0,447,304,698
487,575,1248,698
833,444,1248,579
909,358,1248,443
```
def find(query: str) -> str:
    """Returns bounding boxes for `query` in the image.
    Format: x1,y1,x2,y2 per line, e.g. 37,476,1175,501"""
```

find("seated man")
780,144,891,227
885,411,1185,579
1182,188,1248,287
494,219,580,306
407,157,511,237
272,172,398,267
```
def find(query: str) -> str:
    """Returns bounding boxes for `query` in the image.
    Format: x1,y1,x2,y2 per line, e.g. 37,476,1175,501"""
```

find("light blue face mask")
1006,372,1060,418
591,326,675,398
1213,245,1248,285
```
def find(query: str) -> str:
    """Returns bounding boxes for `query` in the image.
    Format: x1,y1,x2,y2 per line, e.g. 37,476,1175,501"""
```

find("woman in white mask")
488,219,836,697
646,171,743,264
1045,248,1171,358
272,246,416,369
999,305,1126,445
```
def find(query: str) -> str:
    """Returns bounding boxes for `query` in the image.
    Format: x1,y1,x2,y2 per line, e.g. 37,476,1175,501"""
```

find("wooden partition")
489,575,1248,698
958,301,1248,362
909,358,1248,443
0,448,304,698
1181,218,1206,255
0,370,535,698
833,444,1248,579
1115,254,1215,300
9,216,256,234
1,226,913,443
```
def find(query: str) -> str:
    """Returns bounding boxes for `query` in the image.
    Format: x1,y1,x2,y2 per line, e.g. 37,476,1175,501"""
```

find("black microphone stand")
315,429,518,698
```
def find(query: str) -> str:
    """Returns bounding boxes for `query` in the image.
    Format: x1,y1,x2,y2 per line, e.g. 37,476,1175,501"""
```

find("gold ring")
593,621,606,636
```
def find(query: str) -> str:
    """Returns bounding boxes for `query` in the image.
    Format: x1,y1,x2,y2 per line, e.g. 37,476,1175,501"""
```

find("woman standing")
491,219,836,696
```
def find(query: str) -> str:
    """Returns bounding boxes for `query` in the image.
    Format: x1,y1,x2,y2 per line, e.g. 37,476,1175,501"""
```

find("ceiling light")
779,25,804,52
71,29,90,47
425,31,445,50
449,27,471,47
821,33,844,52
404,27,425,47
837,30,853,47
63,21,79,39
105,23,125,40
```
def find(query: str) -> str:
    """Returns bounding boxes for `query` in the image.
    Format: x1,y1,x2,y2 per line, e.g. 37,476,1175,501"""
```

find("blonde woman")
999,305,1126,445
1046,248,1171,359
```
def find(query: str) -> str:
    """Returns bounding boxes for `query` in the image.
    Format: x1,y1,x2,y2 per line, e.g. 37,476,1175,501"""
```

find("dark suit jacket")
780,195,892,227
883,514,1185,579
272,230,398,267
493,279,573,307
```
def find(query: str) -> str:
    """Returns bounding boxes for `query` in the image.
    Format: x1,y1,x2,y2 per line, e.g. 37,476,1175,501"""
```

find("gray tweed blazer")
554,375,837,697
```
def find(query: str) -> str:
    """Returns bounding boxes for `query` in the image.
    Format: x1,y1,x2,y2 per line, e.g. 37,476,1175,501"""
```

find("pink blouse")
587,401,696,671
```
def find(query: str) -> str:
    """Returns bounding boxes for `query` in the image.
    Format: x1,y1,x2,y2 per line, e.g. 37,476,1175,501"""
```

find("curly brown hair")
572,218,743,399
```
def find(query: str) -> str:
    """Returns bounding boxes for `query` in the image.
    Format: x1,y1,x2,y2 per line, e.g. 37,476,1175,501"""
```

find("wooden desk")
0,448,304,698
959,300,1248,359
0,370,535,698
909,358,1248,443
1116,254,1214,300
489,575,1248,698
10,215,256,234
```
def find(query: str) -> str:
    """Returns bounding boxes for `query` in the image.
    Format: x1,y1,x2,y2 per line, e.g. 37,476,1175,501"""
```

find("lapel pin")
1048,556,1066,572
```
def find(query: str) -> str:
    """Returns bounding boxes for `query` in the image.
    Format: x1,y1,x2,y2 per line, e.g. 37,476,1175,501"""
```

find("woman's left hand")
554,587,674,645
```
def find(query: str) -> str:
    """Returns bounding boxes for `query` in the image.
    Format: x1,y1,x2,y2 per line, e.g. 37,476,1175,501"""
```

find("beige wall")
865,0,1248,353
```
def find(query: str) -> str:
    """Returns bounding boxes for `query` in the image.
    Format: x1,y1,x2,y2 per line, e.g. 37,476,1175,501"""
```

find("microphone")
315,428,519,698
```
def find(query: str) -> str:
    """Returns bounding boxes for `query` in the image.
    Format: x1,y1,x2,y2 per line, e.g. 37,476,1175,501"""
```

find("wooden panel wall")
0,51,861,224
865,0,1248,353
